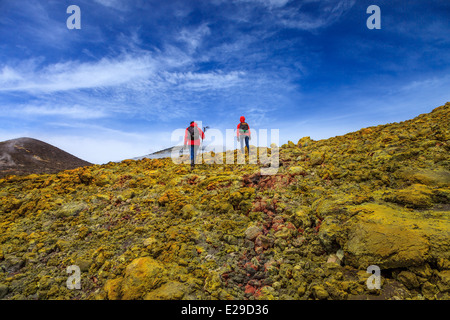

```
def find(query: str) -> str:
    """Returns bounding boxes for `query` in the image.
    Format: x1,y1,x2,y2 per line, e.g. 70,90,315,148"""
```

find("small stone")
326,254,340,264
4,256,25,273
274,227,291,239
104,278,123,300
436,270,450,292
336,249,344,261
245,225,262,240
255,234,273,249
120,257,166,300
422,281,438,299
309,151,325,166
297,283,307,296
143,237,157,247
181,204,197,218
76,259,92,272
272,281,281,290
312,285,329,300
0,284,9,299
437,258,450,271
56,239,69,251
292,209,311,228
288,166,306,176
397,271,420,289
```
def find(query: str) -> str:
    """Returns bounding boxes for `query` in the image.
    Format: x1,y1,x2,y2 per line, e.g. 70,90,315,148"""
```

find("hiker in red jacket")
184,121,205,169
237,116,251,153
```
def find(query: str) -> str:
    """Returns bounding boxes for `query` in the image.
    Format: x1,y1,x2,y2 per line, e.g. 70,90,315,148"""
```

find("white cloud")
276,0,356,30
400,77,442,92
216,0,355,30
177,23,211,53
0,66,23,82
236,0,290,9
162,71,245,90
19,105,107,120
0,46,261,125
0,54,157,93
93,0,128,11
0,43,249,97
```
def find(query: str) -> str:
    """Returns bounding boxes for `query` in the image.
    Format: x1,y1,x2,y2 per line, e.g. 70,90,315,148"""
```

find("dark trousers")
239,136,250,152
190,145,199,165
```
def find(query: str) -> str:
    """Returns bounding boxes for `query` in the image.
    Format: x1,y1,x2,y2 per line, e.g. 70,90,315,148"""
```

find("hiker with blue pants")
237,116,251,153
184,121,205,169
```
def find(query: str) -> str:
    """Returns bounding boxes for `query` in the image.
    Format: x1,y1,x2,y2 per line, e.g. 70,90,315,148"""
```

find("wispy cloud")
0,46,263,123
93,0,129,11
214,0,355,31
236,0,290,9
19,105,108,120
162,70,246,90
275,0,356,30
0,54,156,93
176,23,212,53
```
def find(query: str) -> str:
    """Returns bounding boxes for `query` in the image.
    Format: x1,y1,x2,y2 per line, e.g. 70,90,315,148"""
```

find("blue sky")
1,0,449,163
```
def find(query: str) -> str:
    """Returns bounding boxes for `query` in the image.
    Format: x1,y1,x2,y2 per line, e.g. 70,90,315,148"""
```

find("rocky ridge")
0,103,449,300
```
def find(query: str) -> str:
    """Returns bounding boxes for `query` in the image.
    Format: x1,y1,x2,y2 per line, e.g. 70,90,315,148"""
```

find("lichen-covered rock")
396,168,450,186
341,203,449,269
436,270,450,293
104,277,123,300
309,151,325,166
290,208,312,228
244,225,263,240
345,221,429,269
396,271,420,289
288,166,307,176
318,217,342,252
0,284,9,299
383,184,434,209
120,257,167,300
311,285,329,300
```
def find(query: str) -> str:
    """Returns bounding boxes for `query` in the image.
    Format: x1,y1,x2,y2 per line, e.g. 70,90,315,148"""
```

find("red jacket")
237,116,251,137
184,122,205,146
